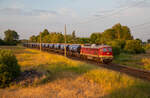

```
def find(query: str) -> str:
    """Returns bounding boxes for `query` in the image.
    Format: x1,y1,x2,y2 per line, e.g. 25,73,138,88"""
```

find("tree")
90,23,133,45
101,29,115,42
136,38,142,43
49,32,64,43
112,23,122,39
43,34,51,43
4,29,19,45
121,26,133,40
41,29,49,37
77,37,90,44
107,40,121,57
70,30,78,43
0,50,20,88
90,33,102,44
124,40,145,54
147,39,150,43
0,39,4,45
112,23,133,40
72,30,76,39
29,35,37,42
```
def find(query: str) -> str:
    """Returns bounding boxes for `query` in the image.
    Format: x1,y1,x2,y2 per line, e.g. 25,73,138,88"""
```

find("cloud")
118,0,150,8
57,8,78,18
0,8,58,16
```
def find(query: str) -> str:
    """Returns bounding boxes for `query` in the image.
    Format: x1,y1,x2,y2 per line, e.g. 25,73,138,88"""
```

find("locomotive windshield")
108,48,112,52
103,48,107,52
102,47,112,52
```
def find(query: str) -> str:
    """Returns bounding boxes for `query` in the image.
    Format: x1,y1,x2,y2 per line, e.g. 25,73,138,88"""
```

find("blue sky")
0,0,150,41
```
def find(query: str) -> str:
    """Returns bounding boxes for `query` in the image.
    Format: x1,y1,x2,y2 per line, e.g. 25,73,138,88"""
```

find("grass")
113,50,150,70
0,46,150,97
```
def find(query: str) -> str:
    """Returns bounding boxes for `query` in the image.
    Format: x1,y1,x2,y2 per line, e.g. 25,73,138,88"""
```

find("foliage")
107,40,122,56
101,29,115,43
136,38,142,43
90,33,102,44
29,35,37,42
28,23,134,45
142,58,150,70
72,30,76,39
0,39,4,45
124,40,145,54
112,23,133,40
0,50,20,88
144,44,150,50
71,30,78,43
48,32,64,43
77,37,91,44
4,29,19,45
147,39,150,43
29,29,64,43
66,35,72,43
90,23,133,45
41,29,49,37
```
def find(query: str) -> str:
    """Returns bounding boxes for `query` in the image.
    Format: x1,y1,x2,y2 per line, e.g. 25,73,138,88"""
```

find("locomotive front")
99,45,113,63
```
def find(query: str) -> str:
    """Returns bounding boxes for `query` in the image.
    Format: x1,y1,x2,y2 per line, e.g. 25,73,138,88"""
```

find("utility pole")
64,24,67,57
40,32,42,51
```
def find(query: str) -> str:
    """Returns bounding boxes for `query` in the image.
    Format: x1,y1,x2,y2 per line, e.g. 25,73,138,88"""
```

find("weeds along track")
108,63,150,81
29,48,150,81
71,56,150,81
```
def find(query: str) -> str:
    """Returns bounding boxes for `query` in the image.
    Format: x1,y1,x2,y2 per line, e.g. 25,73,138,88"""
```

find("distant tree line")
1,23,150,55
29,23,135,44
29,23,150,55
0,29,19,45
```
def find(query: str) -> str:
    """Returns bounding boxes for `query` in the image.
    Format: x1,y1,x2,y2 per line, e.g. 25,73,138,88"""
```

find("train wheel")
83,55,87,60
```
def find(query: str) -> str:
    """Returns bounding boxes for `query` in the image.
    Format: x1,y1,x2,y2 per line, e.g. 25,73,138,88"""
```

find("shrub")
107,40,122,57
0,50,20,88
142,58,150,70
0,39,5,45
124,40,145,54
143,44,150,50
117,39,126,49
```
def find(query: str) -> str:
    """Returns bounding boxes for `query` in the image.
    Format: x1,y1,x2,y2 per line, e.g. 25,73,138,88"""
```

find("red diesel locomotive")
80,44,113,63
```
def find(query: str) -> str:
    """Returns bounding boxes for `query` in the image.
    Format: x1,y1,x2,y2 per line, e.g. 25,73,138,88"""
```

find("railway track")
30,48,150,81
70,55,150,81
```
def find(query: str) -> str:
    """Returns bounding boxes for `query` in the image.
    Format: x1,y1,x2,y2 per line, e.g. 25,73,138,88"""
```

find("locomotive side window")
103,48,107,52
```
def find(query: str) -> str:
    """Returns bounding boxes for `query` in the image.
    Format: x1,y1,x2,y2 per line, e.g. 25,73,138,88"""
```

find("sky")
0,0,150,41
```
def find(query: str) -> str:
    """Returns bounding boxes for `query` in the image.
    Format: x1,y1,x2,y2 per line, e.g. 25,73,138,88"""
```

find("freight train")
23,43,113,63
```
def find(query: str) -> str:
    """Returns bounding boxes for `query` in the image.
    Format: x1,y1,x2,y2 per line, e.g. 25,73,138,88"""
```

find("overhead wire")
72,0,148,25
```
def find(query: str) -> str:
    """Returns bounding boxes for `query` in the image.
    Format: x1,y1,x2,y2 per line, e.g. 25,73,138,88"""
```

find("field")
114,50,150,70
0,46,150,98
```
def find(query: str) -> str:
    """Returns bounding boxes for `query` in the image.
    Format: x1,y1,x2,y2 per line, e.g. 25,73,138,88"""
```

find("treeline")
29,23,150,55
29,29,91,44
1,23,150,55
0,29,19,45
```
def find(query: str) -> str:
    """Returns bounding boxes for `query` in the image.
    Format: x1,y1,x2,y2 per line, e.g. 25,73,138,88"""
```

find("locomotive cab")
99,46,113,63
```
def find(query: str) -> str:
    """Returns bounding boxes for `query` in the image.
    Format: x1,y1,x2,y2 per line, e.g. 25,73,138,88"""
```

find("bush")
0,50,20,88
142,58,150,70
0,39,4,45
143,44,150,50
124,40,145,54
107,40,122,57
